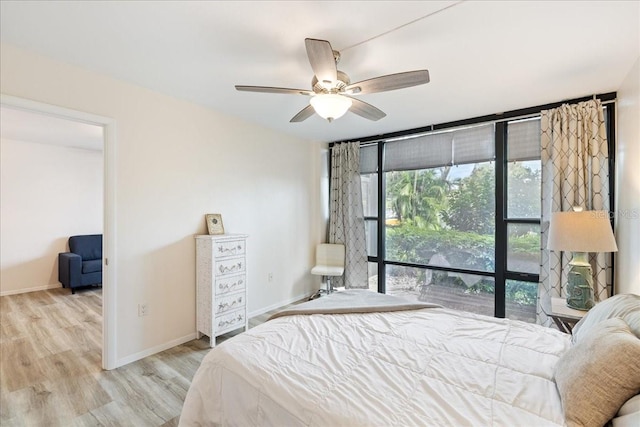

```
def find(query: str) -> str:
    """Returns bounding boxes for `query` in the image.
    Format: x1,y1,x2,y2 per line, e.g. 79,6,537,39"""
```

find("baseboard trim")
114,293,312,369
248,292,313,318
0,283,63,297
116,332,197,368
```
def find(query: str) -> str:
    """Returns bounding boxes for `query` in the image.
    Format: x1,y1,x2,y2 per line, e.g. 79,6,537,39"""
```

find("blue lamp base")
566,252,595,311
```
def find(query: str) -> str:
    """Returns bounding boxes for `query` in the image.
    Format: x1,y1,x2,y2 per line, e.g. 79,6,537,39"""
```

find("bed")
180,291,640,427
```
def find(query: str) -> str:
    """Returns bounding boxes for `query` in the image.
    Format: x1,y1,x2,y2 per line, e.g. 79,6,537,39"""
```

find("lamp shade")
310,94,352,121
547,210,618,253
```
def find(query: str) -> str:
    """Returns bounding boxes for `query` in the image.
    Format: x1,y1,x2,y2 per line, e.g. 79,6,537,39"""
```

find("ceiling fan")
235,38,430,123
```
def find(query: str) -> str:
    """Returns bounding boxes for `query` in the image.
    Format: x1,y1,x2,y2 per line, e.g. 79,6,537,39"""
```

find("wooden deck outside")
370,276,537,324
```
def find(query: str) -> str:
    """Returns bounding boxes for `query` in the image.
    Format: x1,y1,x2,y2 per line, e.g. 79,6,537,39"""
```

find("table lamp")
547,209,618,310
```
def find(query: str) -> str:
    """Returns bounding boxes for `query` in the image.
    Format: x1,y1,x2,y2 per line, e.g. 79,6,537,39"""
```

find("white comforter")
180,306,570,426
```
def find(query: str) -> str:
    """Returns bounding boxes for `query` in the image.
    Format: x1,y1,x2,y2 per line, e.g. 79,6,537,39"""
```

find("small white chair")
310,243,345,299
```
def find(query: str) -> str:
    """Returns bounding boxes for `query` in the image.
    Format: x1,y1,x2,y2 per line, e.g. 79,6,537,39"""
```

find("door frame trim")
1,94,118,370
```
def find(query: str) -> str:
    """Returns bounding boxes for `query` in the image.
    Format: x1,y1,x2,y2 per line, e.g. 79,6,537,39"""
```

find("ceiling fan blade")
345,70,430,95
347,97,386,121
305,38,337,86
290,104,316,123
235,85,314,96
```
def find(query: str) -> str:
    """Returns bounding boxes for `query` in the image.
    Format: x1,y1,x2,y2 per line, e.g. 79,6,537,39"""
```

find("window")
360,145,378,259
502,118,542,322
359,120,541,320
349,96,615,322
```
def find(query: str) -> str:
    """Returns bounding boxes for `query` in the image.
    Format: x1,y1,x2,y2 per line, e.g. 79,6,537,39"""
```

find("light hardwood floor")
0,287,298,426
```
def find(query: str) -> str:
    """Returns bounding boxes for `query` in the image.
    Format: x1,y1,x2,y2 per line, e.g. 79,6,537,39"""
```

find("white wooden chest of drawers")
195,234,248,347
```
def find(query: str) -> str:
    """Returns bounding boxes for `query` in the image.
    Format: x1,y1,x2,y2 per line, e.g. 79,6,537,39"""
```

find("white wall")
615,56,640,295
0,139,103,295
0,43,325,365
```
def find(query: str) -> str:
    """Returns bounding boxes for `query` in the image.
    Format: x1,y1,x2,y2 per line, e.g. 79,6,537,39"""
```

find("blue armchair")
59,234,103,294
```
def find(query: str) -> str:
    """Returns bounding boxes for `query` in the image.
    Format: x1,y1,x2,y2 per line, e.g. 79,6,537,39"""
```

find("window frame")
333,92,616,319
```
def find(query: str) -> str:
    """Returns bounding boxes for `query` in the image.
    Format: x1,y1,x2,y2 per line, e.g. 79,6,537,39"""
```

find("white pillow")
613,394,640,427
612,398,640,427
572,293,640,343
618,394,640,416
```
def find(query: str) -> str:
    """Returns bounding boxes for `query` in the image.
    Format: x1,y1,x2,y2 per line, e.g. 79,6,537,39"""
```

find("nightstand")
548,297,587,334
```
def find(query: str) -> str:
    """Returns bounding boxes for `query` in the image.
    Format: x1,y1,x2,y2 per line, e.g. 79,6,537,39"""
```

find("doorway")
0,94,116,369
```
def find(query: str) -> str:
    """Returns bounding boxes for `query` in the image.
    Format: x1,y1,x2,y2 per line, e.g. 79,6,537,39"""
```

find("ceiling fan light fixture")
310,94,352,122
236,38,428,123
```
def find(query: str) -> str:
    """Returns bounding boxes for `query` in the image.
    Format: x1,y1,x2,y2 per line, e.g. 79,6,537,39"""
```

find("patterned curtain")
538,99,611,325
329,142,368,289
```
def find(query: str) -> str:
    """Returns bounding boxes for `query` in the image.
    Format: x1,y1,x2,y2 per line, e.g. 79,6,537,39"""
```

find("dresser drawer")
215,240,246,258
215,274,246,296
216,309,245,334
215,291,245,315
215,257,245,277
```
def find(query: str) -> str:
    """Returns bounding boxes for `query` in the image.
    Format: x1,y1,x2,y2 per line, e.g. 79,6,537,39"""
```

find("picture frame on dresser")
205,213,225,235
195,234,248,347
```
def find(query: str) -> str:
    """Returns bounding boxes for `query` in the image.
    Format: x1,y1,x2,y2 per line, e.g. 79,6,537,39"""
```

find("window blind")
383,124,495,172
452,124,495,165
507,118,541,161
359,144,378,174
384,132,452,171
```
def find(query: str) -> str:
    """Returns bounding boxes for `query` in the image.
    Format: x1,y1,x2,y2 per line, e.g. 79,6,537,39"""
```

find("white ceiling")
0,106,104,151
1,1,638,143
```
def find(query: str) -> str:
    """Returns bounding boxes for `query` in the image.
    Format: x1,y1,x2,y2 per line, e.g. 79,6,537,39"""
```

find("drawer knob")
219,262,242,274
218,279,243,292
217,296,243,312
217,244,243,255
218,313,244,328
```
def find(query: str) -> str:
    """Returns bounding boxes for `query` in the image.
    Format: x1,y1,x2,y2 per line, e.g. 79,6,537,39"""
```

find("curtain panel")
329,142,368,289
538,99,611,325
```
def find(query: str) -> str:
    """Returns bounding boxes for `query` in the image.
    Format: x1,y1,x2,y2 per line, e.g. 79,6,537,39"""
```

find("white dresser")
195,234,248,347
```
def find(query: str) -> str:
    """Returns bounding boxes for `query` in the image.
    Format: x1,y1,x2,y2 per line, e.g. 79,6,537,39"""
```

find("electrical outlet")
138,303,149,317
268,273,273,282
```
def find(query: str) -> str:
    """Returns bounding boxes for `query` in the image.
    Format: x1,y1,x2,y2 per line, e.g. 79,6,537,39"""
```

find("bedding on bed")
268,288,442,319
180,291,571,426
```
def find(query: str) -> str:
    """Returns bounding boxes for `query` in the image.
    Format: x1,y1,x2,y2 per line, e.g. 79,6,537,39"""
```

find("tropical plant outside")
383,161,540,319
